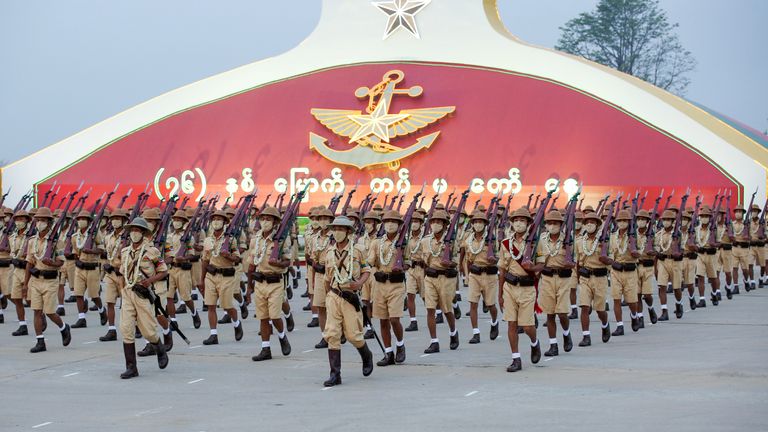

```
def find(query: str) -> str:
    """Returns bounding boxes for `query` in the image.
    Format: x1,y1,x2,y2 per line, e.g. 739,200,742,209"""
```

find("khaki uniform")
118,241,167,344
26,233,64,314
609,232,638,301
304,228,316,295
357,233,376,302
323,241,371,350
9,230,29,300
636,232,656,295
71,229,103,298
498,236,535,326
367,236,406,319
535,233,571,314
420,234,458,313
463,232,498,306
694,226,718,279
731,221,753,269
249,230,290,320
405,232,424,297
202,233,240,309
655,229,682,288
749,222,765,264
166,230,194,302
680,231,697,285
311,231,333,307
0,234,13,297
103,229,125,304
190,229,206,287
574,234,608,311
717,224,733,272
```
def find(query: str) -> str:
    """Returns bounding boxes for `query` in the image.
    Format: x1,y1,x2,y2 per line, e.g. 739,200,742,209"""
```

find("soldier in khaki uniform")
248,206,292,361
574,212,612,346
0,213,12,324
693,206,721,306
99,209,129,342
498,207,541,372
568,211,584,320
420,210,460,354
450,206,467,318
608,209,641,335
716,208,736,298
24,207,72,353
748,204,766,287
303,207,318,317
635,209,658,327
322,216,373,387
404,212,425,332
680,210,702,309
462,210,500,344
70,210,107,328
358,210,380,339
165,210,201,330
731,205,754,292
7,210,32,335
117,217,169,378
0,209,28,325
185,206,205,307
201,210,244,345
367,210,407,366
310,207,334,348
654,210,685,319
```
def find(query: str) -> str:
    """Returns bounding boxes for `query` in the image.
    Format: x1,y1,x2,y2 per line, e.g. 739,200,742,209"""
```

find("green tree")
556,0,696,95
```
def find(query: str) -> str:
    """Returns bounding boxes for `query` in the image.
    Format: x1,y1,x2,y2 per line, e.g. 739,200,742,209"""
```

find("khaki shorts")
119,285,160,344
718,248,733,272
424,274,455,312
638,265,655,295
73,266,101,298
323,290,364,350
361,276,373,302
307,266,315,295
732,246,753,269
610,269,638,301
751,246,766,265
29,276,58,314
204,273,235,309
578,275,607,311
0,266,11,296
191,259,202,286
682,258,696,285
10,268,26,300
103,272,122,304
657,258,682,288
372,280,405,319
254,280,283,320
64,259,76,290
467,272,498,306
501,282,535,326
539,274,570,315
312,271,327,308
168,267,193,302
696,253,718,279
406,266,424,296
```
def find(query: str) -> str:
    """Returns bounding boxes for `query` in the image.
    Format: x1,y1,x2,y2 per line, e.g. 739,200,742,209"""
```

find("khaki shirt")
367,235,400,273
609,232,637,263
535,232,567,268
166,231,193,262
202,232,240,268
26,232,64,271
104,229,126,268
464,232,493,267
575,234,606,269
716,224,731,245
119,241,167,287
749,221,761,241
71,228,103,263
324,241,370,290
311,231,333,267
732,221,749,243
636,229,654,259
420,233,457,270
8,228,28,260
498,236,528,277
405,231,423,265
654,228,675,254
249,229,290,274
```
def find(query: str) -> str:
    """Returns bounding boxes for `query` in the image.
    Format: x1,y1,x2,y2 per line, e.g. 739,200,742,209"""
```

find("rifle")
484,193,502,263
395,194,406,212
440,189,470,267
152,195,179,250
116,187,133,209
219,194,254,254
684,193,702,250
522,185,557,264
42,188,80,260
724,190,734,240
598,198,618,260
532,193,541,211
84,184,119,251
643,189,664,254
708,194,725,247
638,190,649,209
497,193,514,241
563,187,582,266
595,192,611,217
757,197,768,241
268,184,310,265
743,188,757,235
63,191,103,257
392,184,426,272
421,192,441,237
340,180,359,216
327,190,344,215
628,191,640,254
387,192,399,210
39,181,57,208
671,189,691,257
0,191,34,251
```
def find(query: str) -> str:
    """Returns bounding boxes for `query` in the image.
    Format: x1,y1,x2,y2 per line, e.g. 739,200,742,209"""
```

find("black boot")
639,316,645,329
218,314,231,324
658,309,669,321
435,313,444,324
424,342,440,354
689,297,697,310
324,349,342,387
395,344,406,363
154,341,169,369
88,300,97,311
531,340,541,363
72,318,87,328
176,303,188,314
30,338,46,353
482,304,489,314
61,323,71,346
666,285,673,294
192,312,201,329
490,323,499,340
517,326,524,334
164,331,173,352
137,343,155,357
364,328,375,339
302,301,311,311
453,304,462,318
99,328,117,342
697,299,707,308
563,333,573,352
725,288,733,300
601,324,611,343
120,343,139,379
733,285,740,294
405,321,418,332
279,335,291,356
648,308,658,324
56,306,66,316
675,303,684,319
403,298,408,312
252,347,272,361
544,343,559,357
12,324,28,336
99,309,107,326
301,290,309,298
65,295,76,303
710,293,719,306
631,317,641,332
307,317,319,328
358,344,374,376
506,358,522,372
568,308,578,320
376,351,395,366
578,335,591,347
468,333,480,344
450,331,460,350
234,322,244,341
612,325,625,336
203,334,218,345
286,314,295,332
315,338,328,349
716,291,723,301
240,303,249,320
135,327,142,339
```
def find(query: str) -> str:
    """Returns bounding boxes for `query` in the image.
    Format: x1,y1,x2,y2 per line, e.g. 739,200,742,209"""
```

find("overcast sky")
1,0,765,164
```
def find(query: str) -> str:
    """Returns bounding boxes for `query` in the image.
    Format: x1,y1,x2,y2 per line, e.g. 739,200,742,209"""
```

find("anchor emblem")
310,70,455,170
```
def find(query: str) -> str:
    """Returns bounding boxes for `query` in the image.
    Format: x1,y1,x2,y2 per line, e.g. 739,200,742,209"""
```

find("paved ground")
1,278,766,432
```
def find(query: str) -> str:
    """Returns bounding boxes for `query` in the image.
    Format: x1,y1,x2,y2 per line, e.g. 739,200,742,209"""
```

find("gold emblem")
310,70,455,170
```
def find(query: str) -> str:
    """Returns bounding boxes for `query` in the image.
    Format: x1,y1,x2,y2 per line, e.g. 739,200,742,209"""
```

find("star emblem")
372,0,431,40
347,98,409,144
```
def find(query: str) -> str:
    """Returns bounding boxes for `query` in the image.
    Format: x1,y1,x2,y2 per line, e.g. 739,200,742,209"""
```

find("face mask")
310,220,319,229
585,223,597,234
735,212,744,220
111,219,123,229
431,222,443,234
211,220,224,231
172,220,183,230
129,231,144,244
700,216,710,225
332,229,347,243
319,220,330,230
3,217,8,224
14,221,26,230
662,220,672,228
261,219,273,232
751,211,759,219
472,222,485,232
512,221,527,233
575,221,583,230
411,221,421,231
617,221,629,230
147,221,156,231
384,222,399,234
682,219,690,228
546,224,560,235
637,219,648,228
99,220,107,228
365,222,374,233
77,219,88,229
36,221,48,231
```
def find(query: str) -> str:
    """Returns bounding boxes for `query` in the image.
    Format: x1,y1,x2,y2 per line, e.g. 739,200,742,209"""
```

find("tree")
556,0,696,96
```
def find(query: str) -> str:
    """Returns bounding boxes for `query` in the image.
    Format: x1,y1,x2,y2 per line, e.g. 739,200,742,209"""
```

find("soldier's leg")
73,268,88,326
467,273,481,342
423,276,440,351
221,277,242,340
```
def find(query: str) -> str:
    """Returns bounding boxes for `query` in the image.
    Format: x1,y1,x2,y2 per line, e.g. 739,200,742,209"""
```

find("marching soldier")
498,207,541,372
731,205,754,292
165,210,201,330
310,207,334,348
117,217,169,378
608,209,641,335
716,208,736,298
574,212,612,346
693,206,721,306
186,207,205,308
420,209,460,353
462,210,500,344
322,216,373,387
248,206,292,361
748,204,766,287
679,210,702,309
404,211,425,332
367,209,407,366
655,210,685,319
99,209,129,341
70,210,107,328
635,209,658,326
303,207,318,315
24,207,72,353
8,210,31,335
449,205,466,318
201,210,244,345
358,210,381,339
568,211,584,320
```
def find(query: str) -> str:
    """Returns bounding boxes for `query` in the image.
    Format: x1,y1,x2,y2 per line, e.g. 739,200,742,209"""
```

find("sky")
1,0,766,164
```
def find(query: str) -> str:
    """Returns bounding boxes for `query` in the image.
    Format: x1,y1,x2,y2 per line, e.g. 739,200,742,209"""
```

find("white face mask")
637,219,648,228
14,221,26,230
700,216,710,225
77,219,88,229
260,219,273,232
310,220,319,229
211,220,224,231
147,221,156,231
36,221,48,231
735,212,744,220
575,221,583,230
332,229,347,243
682,219,690,228
319,220,330,230
129,231,144,244
384,221,399,234
546,224,560,235
585,223,597,234
512,220,527,233
662,220,673,229
111,219,123,229
472,221,485,232
751,211,759,219
617,221,629,230
431,222,443,234
172,220,183,230
364,222,375,233
411,221,421,231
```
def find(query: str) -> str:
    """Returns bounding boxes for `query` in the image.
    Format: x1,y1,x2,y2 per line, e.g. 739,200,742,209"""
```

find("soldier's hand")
563,262,576,269
598,256,613,266
199,281,206,296
0,247,9,253
348,280,362,291
487,256,499,265
139,279,151,288
42,258,57,267
630,251,640,258
521,260,534,271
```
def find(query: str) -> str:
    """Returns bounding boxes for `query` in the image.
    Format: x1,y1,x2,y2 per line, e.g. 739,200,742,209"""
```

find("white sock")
170,317,177,322
19,320,27,325
512,352,521,359
283,312,291,319
312,314,318,319
396,339,404,347
365,324,371,331
232,320,240,327
98,307,105,313
583,331,590,336
638,313,644,318
661,305,668,310
430,338,439,343
616,322,624,327
78,313,86,319
37,335,44,339
491,319,498,326
410,317,417,322
58,323,66,331
57,304,64,309
449,329,457,336
261,341,270,348
548,338,557,344
571,305,577,310
211,329,218,335
162,327,171,335
109,325,116,330
530,340,539,347
278,330,286,339
601,322,609,329
191,309,198,316
562,329,570,336
472,328,480,335
385,346,393,353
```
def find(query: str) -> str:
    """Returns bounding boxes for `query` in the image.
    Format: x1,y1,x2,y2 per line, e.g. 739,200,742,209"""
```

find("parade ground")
2,279,766,432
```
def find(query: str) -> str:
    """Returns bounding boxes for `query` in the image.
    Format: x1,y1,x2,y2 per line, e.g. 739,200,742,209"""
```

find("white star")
347,98,409,143
373,0,431,40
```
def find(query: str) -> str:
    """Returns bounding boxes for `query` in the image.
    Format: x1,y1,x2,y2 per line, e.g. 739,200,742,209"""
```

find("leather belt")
541,267,572,278
424,267,458,279
373,271,406,283
75,260,99,270
734,242,750,248
468,264,498,275
701,248,717,255
252,272,283,284
30,268,58,279
11,258,27,267
312,263,326,274
685,252,698,259
720,244,733,250
578,267,608,278
206,265,236,277
611,262,637,272
0,259,11,267
503,273,535,286
640,259,654,267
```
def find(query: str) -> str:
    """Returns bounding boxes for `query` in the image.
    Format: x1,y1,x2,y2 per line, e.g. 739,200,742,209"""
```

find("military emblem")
310,70,455,170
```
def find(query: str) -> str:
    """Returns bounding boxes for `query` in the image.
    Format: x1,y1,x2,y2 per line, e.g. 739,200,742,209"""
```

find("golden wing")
388,106,456,138
310,108,362,139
